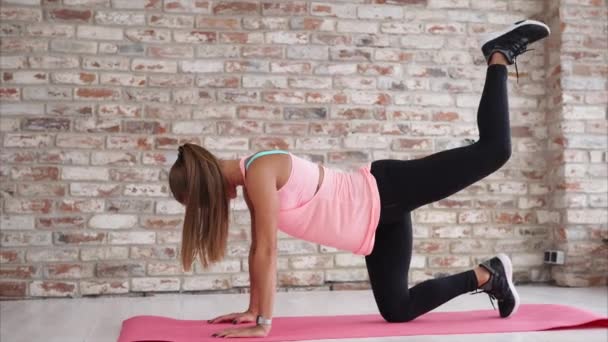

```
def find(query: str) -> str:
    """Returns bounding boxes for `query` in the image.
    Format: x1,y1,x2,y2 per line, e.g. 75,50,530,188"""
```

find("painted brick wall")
0,0,604,299
546,0,608,287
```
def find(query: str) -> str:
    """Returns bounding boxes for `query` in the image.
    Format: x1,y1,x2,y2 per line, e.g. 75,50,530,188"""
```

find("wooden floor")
1,285,606,342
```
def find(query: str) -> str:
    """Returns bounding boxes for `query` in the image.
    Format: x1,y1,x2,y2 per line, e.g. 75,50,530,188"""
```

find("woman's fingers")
208,313,237,324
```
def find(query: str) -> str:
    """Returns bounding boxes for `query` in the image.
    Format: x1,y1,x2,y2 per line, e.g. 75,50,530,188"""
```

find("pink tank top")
239,152,381,255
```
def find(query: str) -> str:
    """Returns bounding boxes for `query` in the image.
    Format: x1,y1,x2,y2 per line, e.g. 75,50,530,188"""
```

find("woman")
169,20,550,338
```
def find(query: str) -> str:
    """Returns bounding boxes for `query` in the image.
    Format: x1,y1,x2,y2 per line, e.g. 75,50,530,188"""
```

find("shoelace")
508,39,533,82
470,289,498,310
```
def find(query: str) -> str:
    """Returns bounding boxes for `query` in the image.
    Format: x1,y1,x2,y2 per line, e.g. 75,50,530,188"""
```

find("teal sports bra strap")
245,150,289,170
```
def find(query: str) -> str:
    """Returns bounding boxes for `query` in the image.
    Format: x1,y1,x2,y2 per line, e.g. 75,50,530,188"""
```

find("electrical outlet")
543,250,565,265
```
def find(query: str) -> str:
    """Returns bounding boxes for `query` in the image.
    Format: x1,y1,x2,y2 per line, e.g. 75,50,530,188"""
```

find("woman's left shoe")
472,253,520,318
480,19,551,65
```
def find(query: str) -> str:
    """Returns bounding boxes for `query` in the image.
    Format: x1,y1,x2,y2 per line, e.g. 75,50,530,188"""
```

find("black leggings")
367,65,511,322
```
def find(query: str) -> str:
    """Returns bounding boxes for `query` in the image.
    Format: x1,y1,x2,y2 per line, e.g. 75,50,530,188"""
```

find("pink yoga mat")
117,304,608,342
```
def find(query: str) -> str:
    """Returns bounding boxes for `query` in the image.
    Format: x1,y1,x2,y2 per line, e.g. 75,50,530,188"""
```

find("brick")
331,47,373,62
95,11,145,25
61,167,109,181
264,123,308,135
125,88,170,103
0,7,42,22
164,0,210,13
38,150,89,165
142,151,177,166
4,135,54,150
132,277,180,292
262,1,306,15
22,86,71,101
428,0,468,8
29,55,80,69
0,250,24,264
38,216,87,230
148,45,194,58
65,0,108,5
148,14,194,28
51,72,97,85
400,35,444,49
96,262,145,277
58,198,105,213
425,22,466,34
213,1,258,15
314,63,357,75
566,210,607,224
236,105,280,119
311,2,357,18
174,30,216,43
1,231,52,246
74,88,121,100
296,137,339,150
381,22,423,34
73,118,120,132
0,103,44,116
289,76,332,89
358,5,404,19
0,55,28,69
80,246,129,261
196,17,240,30
91,151,137,165
173,89,214,105
45,264,94,279
111,0,161,9
81,280,129,295
130,246,178,259
288,46,328,61
140,216,182,230
27,248,79,262
156,231,180,244
83,57,129,70
180,60,223,73
266,31,308,44
109,232,155,244
131,59,177,73
1,213,37,230
337,21,378,34
196,75,239,88
220,32,263,44
124,183,168,196
48,8,93,22
26,24,74,37
196,45,239,58
279,271,324,286
243,17,288,30
171,121,215,134
290,18,335,31
56,134,104,149
0,281,26,297
149,75,194,87
30,281,77,297
326,269,368,282
182,276,230,290
263,91,306,104
1,38,47,53
270,62,311,74
0,23,18,36
10,166,59,181
125,28,170,42
2,71,47,84
77,25,123,40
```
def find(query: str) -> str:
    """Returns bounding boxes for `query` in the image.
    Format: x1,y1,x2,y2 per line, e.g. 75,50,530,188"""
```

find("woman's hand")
208,310,257,324
212,324,270,338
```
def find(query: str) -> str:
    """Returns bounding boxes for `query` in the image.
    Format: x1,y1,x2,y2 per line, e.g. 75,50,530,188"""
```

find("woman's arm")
244,191,260,314
243,165,279,331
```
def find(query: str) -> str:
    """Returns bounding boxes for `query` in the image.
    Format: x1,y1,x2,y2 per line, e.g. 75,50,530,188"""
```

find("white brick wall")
0,0,606,298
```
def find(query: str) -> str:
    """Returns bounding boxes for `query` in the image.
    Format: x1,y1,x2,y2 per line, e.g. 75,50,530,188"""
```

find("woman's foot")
481,19,551,65
473,253,520,318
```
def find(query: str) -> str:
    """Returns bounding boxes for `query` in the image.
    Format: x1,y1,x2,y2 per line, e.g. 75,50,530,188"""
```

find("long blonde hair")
168,143,230,271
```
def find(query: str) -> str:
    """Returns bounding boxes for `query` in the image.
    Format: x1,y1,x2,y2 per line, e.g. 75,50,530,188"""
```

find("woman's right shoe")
480,19,551,65
473,253,520,318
